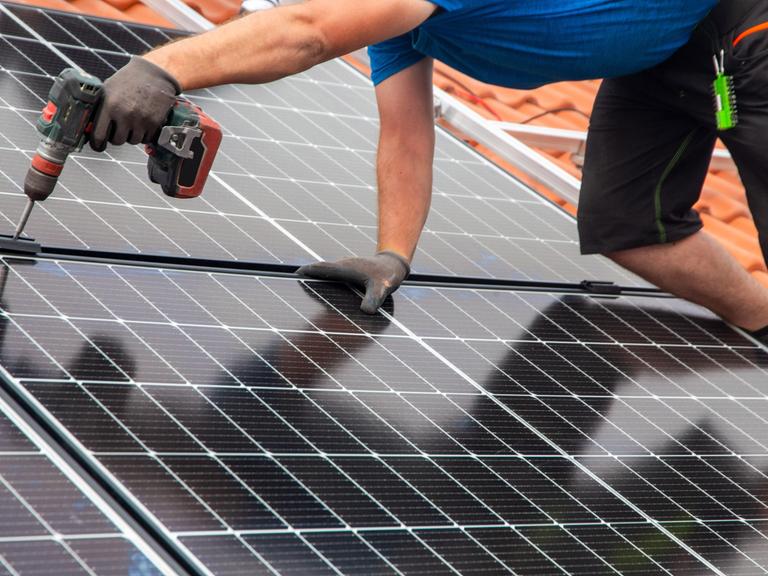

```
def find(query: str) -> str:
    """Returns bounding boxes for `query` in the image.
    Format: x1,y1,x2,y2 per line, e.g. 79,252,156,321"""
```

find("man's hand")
90,57,181,152
297,251,410,314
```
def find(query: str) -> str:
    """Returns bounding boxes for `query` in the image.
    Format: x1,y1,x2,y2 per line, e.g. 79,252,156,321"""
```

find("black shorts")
578,0,768,264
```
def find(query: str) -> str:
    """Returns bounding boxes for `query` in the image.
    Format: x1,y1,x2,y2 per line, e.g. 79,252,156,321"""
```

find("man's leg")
580,3,768,334
664,3,768,333
579,73,768,333
608,231,768,331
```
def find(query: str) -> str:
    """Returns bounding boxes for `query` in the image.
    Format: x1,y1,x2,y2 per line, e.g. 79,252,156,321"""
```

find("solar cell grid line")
0,258,766,573
390,284,751,348
0,387,177,574
0,3,653,288
0,260,592,532
473,340,768,462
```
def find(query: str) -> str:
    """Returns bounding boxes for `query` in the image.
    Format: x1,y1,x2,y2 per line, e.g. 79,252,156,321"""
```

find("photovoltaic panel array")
1,254,768,575
0,3,647,287
1,4,767,576
0,387,173,574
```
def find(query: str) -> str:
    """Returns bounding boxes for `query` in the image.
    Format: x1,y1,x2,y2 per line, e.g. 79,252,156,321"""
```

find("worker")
90,0,768,341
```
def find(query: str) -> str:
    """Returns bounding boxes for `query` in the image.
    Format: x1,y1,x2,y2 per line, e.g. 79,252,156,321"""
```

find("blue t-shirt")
368,0,717,88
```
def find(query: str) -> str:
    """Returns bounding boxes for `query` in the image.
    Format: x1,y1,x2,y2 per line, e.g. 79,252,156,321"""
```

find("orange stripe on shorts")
733,21,768,47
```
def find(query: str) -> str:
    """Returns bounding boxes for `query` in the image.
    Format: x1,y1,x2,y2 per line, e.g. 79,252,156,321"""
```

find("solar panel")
0,253,764,574
0,386,174,574
1,4,767,575
0,3,647,287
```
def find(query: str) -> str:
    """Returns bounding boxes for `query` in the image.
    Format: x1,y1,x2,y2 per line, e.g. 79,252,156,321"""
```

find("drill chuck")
23,142,68,202
23,159,60,202
13,68,101,241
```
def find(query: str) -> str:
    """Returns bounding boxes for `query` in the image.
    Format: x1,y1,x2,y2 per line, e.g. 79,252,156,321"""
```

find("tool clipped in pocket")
712,49,738,131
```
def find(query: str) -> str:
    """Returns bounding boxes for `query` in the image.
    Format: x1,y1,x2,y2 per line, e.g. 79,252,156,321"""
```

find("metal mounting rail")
493,121,738,173
710,148,738,172
433,87,583,205
139,0,214,32
492,122,588,155
27,245,664,295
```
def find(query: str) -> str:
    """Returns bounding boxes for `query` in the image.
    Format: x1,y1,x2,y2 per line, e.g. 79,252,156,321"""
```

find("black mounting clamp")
0,234,41,255
581,280,622,295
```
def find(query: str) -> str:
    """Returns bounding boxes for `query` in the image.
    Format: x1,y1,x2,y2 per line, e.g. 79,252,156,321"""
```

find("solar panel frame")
0,382,178,574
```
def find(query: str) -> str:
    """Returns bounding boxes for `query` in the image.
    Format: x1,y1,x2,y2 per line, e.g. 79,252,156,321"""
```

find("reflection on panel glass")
0,7,760,573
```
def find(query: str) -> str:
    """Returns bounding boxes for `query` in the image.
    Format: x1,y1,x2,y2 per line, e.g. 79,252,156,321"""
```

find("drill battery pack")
146,99,222,199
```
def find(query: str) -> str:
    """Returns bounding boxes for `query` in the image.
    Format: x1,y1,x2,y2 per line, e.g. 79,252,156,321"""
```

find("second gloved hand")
90,56,181,152
297,251,410,314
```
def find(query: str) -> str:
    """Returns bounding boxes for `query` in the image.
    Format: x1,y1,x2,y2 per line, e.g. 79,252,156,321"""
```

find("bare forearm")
145,7,324,90
144,0,436,91
377,132,434,261
374,58,435,262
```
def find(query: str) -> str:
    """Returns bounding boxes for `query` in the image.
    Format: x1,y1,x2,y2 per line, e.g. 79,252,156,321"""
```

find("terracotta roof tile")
14,0,235,25
697,187,751,223
13,0,79,13
120,2,173,26
731,215,759,236
701,213,763,263
182,0,239,24
100,0,138,11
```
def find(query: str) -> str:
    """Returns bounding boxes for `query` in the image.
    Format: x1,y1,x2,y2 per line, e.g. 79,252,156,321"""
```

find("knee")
604,243,664,268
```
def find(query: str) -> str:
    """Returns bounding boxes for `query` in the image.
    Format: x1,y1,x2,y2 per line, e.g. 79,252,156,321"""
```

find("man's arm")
297,58,435,313
146,0,436,89
89,0,436,149
95,0,437,313
375,57,435,261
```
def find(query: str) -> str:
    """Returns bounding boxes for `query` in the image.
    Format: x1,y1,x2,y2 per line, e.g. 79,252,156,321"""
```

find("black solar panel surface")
0,3,647,287
0,388,169,574
0,255,766,575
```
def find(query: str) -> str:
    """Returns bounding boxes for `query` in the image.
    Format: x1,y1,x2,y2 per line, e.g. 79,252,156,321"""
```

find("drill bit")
12,198,34,241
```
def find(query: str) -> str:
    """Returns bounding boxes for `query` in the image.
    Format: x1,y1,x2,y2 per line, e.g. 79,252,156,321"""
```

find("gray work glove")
90,56,181,152
297,251,410,314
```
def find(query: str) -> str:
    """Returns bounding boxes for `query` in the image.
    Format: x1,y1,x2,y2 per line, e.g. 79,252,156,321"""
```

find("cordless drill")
11,67,222,248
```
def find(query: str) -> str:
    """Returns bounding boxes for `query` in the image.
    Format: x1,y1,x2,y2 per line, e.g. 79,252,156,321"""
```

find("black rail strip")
25,245,669,297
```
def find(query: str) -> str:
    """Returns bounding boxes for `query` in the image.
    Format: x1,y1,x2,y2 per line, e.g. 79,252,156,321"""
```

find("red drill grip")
175,110,222,199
